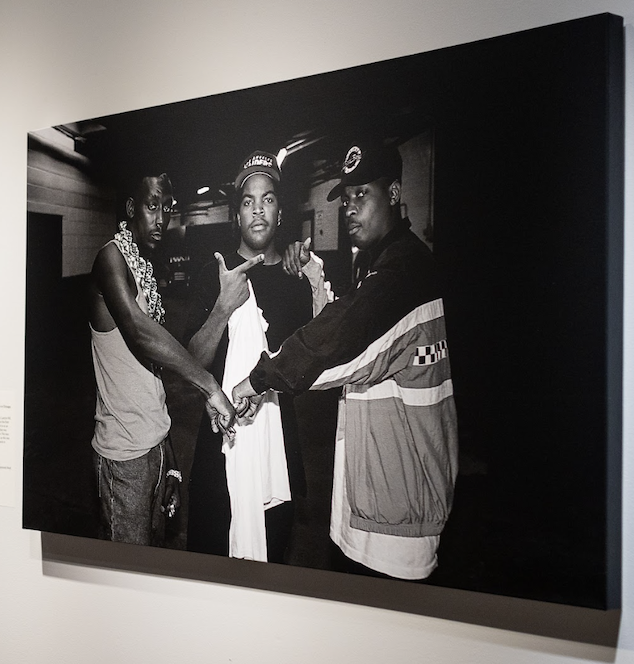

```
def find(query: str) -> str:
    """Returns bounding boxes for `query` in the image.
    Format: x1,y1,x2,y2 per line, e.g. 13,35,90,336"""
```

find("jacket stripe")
312,298,445,388
346,378,454,406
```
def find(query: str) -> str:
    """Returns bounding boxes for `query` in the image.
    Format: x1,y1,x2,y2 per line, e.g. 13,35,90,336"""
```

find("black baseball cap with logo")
234,150,282,190
327,141,403,202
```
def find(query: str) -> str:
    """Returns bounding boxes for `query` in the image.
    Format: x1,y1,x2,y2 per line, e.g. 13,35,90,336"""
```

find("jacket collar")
354,217,411,283
369,217,410,266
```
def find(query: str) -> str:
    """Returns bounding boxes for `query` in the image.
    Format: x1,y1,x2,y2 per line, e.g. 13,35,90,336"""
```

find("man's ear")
125,197,135,220
389,180,401,207
236,213,241,228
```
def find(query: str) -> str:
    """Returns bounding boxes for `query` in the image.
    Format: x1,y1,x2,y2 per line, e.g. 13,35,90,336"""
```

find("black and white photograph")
23,12,623,612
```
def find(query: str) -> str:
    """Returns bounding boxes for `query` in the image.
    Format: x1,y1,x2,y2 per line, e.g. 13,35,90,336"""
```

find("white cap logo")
243,154,274,169
342,146,362,174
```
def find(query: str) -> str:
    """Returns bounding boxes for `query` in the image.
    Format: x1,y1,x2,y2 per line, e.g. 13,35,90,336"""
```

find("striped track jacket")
250,223,458,538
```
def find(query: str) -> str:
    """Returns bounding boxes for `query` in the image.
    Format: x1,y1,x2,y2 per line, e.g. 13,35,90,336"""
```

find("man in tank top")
88,173,258,546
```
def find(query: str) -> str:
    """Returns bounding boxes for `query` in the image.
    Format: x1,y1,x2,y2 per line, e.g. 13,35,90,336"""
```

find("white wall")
1,1,633,662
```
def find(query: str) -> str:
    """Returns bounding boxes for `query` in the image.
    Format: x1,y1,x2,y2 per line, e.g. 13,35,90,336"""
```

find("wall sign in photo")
25,12,624,629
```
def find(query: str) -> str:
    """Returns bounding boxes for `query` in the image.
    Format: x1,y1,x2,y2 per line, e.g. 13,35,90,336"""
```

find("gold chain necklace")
113,221,165,324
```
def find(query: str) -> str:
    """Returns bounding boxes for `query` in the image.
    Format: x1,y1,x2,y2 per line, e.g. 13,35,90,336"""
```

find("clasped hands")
207,378,262,439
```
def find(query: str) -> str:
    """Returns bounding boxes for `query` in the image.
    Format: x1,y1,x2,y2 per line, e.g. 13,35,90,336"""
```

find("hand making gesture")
215,251,264,314
282,237,311,279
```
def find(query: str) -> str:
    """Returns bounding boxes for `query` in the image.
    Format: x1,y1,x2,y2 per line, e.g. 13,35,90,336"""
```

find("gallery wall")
1,1,633,663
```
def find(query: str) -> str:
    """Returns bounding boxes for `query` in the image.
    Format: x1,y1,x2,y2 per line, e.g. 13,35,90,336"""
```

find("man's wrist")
200,374,221,400
249,371,268,396
302,254,324,285
213,296,235,319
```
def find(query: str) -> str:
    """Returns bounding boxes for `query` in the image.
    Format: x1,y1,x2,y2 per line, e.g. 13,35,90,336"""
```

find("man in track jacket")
232,140,458,579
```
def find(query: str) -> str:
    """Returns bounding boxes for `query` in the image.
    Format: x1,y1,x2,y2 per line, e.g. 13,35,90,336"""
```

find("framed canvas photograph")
24,11,624,630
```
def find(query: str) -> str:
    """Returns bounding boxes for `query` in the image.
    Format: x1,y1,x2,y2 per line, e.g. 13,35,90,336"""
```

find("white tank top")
90,241,170,461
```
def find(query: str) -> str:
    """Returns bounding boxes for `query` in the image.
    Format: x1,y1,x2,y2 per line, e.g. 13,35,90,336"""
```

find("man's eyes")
342,189,366,206
146,200,172,212
242,197,276,206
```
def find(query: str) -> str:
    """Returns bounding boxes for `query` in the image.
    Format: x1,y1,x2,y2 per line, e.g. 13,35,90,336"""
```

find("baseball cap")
234,150,281,190
326,141,403,202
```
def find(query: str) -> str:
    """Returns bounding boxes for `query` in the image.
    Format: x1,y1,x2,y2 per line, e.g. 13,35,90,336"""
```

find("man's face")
237,173,280,253
128,176,173,254
341,179,397,250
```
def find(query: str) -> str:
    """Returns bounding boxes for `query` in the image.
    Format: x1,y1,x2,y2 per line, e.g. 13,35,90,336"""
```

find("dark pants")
187,396,303,563
94,440,166,546
187,431,294,563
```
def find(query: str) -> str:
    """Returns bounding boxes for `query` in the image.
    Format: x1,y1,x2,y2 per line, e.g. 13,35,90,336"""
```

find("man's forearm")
121,310,223,398
165,437,180,473
247,268,406,396
187,304,232,370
